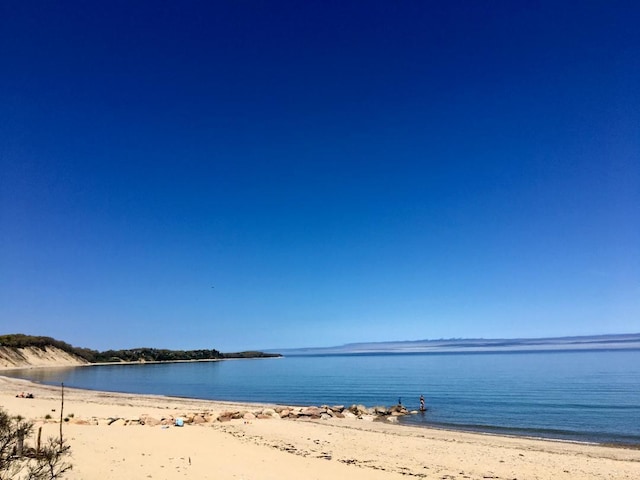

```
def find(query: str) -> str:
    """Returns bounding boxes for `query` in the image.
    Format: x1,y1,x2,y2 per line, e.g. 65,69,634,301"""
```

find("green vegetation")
0,408,72,479
223,351,282,359
92,347,224,363
0,334,281,363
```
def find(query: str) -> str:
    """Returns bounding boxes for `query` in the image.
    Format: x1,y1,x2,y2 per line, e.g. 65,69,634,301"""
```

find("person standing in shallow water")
420,395,425,411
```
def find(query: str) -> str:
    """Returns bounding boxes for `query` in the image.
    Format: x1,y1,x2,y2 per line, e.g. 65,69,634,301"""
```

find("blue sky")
1,1,638,352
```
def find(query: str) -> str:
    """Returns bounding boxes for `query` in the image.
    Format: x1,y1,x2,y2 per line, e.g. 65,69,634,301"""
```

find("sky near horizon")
1,1,638,352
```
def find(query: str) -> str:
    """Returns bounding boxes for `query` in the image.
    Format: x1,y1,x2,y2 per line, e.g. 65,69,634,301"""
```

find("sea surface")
5,349,640,445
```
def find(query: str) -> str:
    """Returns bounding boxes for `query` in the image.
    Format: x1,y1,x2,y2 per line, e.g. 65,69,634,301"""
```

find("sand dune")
0,346,88,369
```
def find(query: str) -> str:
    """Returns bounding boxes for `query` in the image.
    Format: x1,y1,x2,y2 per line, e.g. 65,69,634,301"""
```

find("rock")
243,412,256,420
359,415,375,422
256,414,272,419
279,409,291,418
110,418,126,427
300,407,322,417
342,411,357,419
140,415,161,426
374,406,389,415
386,416,399,423
192,415,206,424
320,413,332,420
160,416,175,426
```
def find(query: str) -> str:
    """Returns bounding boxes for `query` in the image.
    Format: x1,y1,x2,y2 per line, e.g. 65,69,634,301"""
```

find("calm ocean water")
6,350,640,445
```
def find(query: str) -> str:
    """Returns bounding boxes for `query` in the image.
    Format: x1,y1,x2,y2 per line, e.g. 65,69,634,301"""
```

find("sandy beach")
2,375,639,480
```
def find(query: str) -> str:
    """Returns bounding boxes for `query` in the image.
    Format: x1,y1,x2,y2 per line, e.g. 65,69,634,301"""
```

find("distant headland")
0,334,281,369
270,333,640,356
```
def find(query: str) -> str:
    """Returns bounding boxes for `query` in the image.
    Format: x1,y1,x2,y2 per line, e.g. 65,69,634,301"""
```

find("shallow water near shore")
5,349,640,445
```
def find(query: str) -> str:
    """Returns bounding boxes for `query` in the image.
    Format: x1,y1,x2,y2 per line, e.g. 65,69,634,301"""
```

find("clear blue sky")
1,1,638,352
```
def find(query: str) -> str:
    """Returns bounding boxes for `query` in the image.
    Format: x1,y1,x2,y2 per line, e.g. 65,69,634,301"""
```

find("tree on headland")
0,408,71,480
0,334,281,364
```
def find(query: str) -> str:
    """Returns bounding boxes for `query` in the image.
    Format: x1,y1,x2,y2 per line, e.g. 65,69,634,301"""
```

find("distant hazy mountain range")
271,333,640,356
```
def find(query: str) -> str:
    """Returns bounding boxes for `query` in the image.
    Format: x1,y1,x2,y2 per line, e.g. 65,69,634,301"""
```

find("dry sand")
1,374,639,480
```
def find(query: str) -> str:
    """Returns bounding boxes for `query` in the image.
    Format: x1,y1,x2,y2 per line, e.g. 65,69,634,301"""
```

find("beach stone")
140,416,161,426
110,418,126,427
390,405,408,415
320,413,332,420
349,404,368,416
192,415,206,424
300,407,322,416
243,412,256,420
218,415,231,422
386,416,399,423
342,411,356,419
160,417,174,426
279,409,291,418
359,415,375,422
256,414,272,419
262,408,276,417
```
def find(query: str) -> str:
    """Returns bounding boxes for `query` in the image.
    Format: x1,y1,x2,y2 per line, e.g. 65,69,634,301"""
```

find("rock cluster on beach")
63,403,415,427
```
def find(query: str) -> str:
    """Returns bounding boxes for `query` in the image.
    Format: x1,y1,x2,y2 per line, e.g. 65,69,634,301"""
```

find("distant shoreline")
274,333,640,356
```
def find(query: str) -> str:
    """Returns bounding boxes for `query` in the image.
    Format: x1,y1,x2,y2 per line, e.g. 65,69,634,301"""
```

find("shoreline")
3,363,639,449
4,364,639,449
3,373,639,448
2,375,639,479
